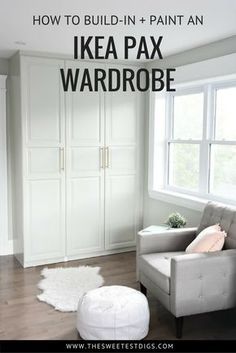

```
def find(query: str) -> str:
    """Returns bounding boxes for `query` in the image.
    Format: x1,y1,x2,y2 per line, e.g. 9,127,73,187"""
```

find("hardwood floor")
1,251,236,340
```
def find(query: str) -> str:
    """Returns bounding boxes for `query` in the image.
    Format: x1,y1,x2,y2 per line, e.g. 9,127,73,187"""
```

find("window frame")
149,75,236,209
164,86,206,197
208,81,236,200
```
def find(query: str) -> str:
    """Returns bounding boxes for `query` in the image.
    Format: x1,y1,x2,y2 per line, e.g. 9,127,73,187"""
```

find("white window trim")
148,73,236,211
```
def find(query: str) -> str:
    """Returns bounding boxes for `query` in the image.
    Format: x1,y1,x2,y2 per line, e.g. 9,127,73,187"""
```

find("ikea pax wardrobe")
9,53,143,267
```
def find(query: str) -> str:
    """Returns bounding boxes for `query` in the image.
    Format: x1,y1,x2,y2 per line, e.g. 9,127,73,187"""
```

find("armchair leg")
175,317,184,339
140,283,147,296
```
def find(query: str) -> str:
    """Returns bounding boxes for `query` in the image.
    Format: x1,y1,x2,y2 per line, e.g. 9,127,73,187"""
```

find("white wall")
147,35,236,70
0,75,10,255
0,58,13,250
0,58,13,255
143,36,236,228
0,58,8,75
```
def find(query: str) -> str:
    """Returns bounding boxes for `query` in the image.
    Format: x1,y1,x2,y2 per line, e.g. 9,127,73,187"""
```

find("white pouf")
77,285,150,340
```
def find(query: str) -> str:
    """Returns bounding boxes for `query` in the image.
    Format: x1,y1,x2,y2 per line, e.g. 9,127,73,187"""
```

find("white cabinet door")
105,73,141,250
66,61,105,256
22,57,66,264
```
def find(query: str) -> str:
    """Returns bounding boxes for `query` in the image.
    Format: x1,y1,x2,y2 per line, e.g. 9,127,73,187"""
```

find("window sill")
149,189,236,211
148,189,208,211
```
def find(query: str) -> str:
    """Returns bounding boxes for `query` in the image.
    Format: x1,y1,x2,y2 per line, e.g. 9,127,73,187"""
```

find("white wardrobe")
9,53,143,267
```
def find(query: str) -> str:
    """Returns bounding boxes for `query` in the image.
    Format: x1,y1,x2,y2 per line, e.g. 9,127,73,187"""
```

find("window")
150,78,236,206
168,90,203,192
209,85,236,199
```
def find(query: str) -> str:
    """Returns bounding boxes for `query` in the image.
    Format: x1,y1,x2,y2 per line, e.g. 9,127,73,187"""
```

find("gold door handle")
99,147,104,169
60,148,65,171
105,147,109,168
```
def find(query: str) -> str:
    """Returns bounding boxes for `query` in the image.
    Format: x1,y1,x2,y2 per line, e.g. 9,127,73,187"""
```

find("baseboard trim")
67,247,136,262
19,247,136,268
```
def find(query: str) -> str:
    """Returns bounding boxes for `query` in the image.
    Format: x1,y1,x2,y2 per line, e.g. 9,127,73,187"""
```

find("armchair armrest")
137,227,197,256
170,249,236,317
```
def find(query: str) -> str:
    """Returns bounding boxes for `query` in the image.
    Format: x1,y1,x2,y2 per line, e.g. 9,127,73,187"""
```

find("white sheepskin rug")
37,266,104,312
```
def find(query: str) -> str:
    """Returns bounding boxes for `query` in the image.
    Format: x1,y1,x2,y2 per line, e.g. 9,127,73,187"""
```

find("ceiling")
0,0,236,61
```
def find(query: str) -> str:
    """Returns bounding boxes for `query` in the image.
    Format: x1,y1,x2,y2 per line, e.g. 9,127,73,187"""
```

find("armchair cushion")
139,252,185,294
186,224,227,253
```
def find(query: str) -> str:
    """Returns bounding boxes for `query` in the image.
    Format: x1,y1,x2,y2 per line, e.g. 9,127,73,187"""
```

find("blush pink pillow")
185,224,227,253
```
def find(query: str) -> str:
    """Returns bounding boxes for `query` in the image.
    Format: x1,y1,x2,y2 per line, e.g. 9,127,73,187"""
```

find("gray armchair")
137,202,236,338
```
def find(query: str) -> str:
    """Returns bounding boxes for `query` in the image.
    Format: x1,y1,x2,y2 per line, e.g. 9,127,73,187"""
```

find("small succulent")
166,212,186,228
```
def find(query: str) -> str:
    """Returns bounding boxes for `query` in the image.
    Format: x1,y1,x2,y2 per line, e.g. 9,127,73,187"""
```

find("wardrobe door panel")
25,60,63,144
106,175,137,246
25,180,65,259
27,148,60,176
108,91,137,145
110,146,136,174
22,57,66,265
66,61,105,257
105,70,141,250
67,177,104,254
70,92,101,145
71,147,100,176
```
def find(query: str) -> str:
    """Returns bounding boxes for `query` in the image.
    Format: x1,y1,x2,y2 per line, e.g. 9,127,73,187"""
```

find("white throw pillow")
185,224,227,253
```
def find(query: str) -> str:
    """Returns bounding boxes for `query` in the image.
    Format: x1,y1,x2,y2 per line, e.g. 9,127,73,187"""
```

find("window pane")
173,92,203,139
215,86,236,140
169,143,200,191
210,145,236,198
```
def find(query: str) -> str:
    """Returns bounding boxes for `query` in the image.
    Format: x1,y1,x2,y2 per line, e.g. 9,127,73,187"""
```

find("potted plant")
166,212,186,228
